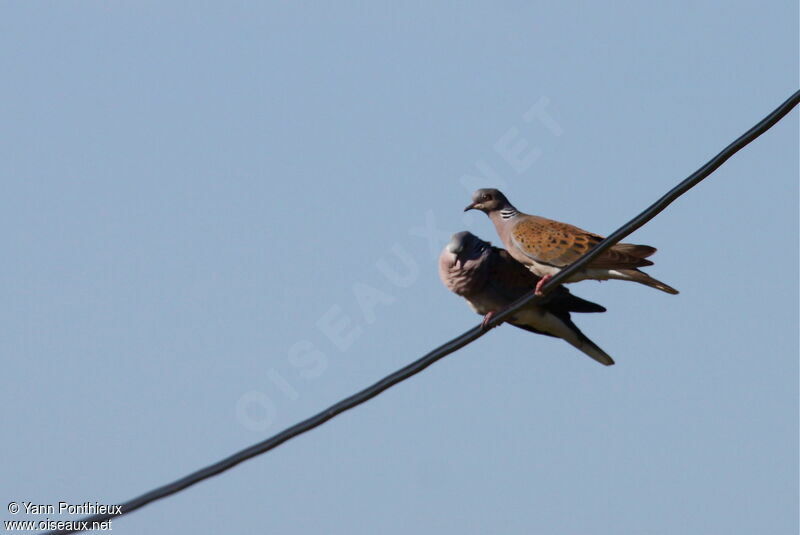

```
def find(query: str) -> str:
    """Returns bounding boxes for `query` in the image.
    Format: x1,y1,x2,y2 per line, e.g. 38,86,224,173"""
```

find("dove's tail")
557,317,615,366
614,269,679,295
511,310,615,366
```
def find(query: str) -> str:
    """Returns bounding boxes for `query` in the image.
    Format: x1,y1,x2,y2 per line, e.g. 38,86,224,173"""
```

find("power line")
42,89,800,535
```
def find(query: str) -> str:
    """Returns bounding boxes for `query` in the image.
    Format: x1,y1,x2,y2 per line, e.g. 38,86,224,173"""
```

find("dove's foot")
480,311,501,331
534,274,553,296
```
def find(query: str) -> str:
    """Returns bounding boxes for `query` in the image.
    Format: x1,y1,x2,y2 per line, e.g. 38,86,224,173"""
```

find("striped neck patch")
500,208,519,219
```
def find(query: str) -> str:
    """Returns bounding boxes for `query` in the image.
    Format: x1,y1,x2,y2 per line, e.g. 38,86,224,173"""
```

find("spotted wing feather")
510,216,655,269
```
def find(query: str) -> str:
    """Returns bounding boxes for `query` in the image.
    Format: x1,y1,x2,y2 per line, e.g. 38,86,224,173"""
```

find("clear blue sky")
2,2,797,534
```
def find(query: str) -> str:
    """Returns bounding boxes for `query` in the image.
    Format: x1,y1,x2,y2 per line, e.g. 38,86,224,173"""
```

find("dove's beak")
464,202,476,212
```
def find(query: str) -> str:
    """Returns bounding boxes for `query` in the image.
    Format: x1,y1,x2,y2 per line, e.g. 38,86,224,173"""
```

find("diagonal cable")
41,89,799,535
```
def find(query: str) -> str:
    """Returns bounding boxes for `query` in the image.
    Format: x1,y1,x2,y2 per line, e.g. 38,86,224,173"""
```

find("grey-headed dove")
439,231,614,366
465,188,678,295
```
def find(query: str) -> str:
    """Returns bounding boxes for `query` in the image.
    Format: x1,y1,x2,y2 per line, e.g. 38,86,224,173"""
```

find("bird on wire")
465,188,679,296
439,231,614,366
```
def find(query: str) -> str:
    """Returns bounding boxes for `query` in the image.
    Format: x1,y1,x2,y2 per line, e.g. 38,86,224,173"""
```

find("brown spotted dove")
439,231,614,366
465,188,678,295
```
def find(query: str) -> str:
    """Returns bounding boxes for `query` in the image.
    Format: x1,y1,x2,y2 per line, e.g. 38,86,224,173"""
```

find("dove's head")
445,231,490,267
464,188,512,214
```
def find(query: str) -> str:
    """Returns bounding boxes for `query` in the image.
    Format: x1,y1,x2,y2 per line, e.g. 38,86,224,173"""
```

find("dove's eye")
483,194,492,201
